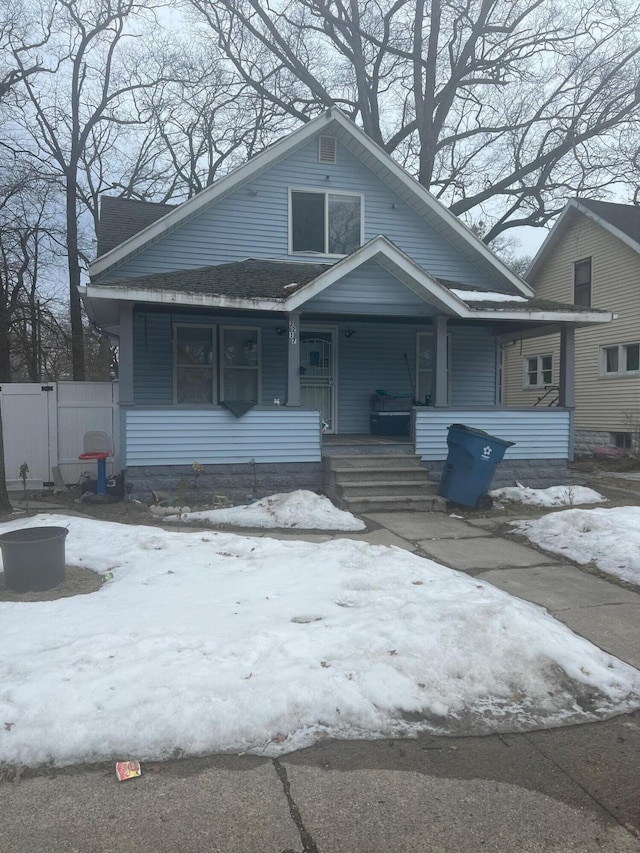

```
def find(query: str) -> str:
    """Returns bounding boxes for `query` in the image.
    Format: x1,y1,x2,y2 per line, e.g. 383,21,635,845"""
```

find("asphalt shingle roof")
578,199,640,245
97,197,175,257
99,259,331,301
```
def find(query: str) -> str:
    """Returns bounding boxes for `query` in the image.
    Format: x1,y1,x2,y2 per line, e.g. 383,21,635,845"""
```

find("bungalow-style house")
82,110,611,505
502,199,640,456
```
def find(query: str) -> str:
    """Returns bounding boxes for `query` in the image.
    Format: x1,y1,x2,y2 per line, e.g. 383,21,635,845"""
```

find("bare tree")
5,0,182,379
188,0,640,242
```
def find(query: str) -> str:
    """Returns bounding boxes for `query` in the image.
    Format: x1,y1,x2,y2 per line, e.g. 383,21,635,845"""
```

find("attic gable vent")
318,135,337,164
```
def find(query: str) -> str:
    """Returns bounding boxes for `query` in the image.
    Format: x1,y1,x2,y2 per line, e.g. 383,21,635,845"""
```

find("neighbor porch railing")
413,407,573,460
124,406,322,466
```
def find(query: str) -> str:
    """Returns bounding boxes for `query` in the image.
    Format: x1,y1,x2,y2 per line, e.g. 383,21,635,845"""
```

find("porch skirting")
125,462,324,504
422,458,569,490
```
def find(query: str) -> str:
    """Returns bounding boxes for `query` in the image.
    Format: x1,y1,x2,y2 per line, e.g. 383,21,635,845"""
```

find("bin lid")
447,423,515,447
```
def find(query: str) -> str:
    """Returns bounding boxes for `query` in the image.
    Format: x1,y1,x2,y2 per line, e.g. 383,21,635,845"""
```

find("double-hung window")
524,355,553,388
290,189,362,256
174,325,261,404
175,326,216,403
220,326,261,402
601,343,640,377
574,258,592,306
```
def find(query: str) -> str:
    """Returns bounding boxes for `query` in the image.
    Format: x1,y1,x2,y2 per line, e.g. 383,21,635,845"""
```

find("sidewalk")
2,508,640,852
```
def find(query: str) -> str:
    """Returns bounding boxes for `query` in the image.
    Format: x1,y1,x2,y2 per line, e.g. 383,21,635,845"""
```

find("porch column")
558,324,576,408
432,315,449,407
286,311,301,406
118,303,134,468
118,303,134,404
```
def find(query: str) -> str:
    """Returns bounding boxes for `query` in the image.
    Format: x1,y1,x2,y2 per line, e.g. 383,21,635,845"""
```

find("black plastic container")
0,526,68,592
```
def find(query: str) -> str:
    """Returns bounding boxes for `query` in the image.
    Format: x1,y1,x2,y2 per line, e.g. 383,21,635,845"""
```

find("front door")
300,329,336,433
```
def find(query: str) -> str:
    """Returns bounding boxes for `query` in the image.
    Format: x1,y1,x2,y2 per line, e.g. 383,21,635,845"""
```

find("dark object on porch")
438,424,515,508
221,400,256,418
0,526,68,592
372,391,414,412
370,412,410,436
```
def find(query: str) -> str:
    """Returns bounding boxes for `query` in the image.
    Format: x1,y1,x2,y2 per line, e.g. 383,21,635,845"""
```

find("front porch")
121,403,572,501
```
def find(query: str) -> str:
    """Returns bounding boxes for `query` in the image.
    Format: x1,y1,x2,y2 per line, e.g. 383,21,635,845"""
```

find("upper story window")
574,258,592,306
290,189,362,256
601,342,640,377
524,354,553,388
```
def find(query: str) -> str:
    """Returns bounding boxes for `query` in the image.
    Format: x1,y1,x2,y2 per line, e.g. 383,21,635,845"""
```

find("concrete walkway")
2,508,640,852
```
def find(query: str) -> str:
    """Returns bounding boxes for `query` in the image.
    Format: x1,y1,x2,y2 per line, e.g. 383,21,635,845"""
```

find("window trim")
220,325,262,404
173,323,217,405
523,354,553,389
573,257,592,307
288,187,365,257
600,342,640,378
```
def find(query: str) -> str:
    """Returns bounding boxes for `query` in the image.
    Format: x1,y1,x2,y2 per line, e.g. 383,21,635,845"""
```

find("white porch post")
558,324,576,409
286,311,301,406
118,303,134,467
432,315,449,407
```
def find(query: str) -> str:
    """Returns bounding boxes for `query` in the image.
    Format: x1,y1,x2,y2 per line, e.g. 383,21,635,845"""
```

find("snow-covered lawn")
1,514,639,769
164,490,365,531
514,506,640,585
490,484,606,507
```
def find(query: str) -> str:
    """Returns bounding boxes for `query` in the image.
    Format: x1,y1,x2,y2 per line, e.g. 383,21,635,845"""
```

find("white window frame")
173,324,217,404
220,325,262,404
600,342,640,378
288,187,364,257
523,354,553,389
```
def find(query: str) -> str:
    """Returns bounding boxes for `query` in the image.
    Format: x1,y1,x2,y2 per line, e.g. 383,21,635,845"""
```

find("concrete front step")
328,454,423,470
340,480,439,498
334,467,429,483
347,494,446,513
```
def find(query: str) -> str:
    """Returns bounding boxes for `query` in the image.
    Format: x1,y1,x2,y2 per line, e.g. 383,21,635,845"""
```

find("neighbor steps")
326,453,446,513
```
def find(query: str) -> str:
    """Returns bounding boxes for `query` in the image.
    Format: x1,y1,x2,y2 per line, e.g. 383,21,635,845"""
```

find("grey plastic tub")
0,526,68,592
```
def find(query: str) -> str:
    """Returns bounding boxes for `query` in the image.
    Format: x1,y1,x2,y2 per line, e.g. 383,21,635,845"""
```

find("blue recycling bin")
438,424,515,507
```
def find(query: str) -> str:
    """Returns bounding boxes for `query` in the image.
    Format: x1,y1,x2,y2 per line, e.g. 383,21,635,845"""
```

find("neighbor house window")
290,189,362,255
220,326,261,403
175,325,216,403
524,355,553,388
601,343,640,376
574,258,592,306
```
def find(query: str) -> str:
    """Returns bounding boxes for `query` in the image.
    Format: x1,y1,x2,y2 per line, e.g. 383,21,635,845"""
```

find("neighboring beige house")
502,199,640,455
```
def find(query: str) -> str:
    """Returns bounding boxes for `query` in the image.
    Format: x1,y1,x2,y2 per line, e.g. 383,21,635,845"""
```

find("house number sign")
289,318,298,345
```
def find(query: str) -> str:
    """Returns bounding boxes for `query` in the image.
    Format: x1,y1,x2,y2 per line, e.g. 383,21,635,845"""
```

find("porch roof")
81,237,612,330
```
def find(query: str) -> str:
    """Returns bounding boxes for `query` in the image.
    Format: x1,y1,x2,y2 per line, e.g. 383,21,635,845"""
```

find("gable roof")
89,108,534,299
97,197,175,257
528,198,640,281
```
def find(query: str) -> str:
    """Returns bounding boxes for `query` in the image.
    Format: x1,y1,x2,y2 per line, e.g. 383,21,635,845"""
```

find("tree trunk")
0,402,13,515
66,175,85,381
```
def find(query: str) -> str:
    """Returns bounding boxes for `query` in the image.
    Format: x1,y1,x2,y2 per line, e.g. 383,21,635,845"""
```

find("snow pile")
0,514,639,768
451,289,527,303
166,490,366,531
514,506,640,585
491,484,606,507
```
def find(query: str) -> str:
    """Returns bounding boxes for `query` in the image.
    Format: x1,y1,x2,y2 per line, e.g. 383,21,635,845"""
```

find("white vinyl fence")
0,382,119,490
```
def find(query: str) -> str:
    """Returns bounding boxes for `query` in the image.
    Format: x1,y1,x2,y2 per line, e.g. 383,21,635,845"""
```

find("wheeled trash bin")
437,424,515,507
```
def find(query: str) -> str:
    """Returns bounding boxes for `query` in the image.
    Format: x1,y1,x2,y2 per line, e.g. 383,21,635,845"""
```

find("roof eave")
81,284,284,313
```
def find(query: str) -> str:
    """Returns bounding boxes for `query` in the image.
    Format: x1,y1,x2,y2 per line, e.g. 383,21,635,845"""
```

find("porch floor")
322,433,414,457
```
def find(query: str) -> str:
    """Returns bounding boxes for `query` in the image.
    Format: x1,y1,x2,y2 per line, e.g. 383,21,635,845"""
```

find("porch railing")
413,407,572,460
124,406,322,466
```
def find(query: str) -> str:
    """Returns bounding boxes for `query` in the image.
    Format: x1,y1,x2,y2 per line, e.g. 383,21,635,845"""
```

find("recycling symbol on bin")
481,445,492,461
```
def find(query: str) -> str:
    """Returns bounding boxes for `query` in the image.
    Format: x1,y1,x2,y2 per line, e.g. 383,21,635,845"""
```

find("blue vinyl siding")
132,309,498,432
99,139,496,289
125,407,322,465
304,260,437,315
414,408,571,460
